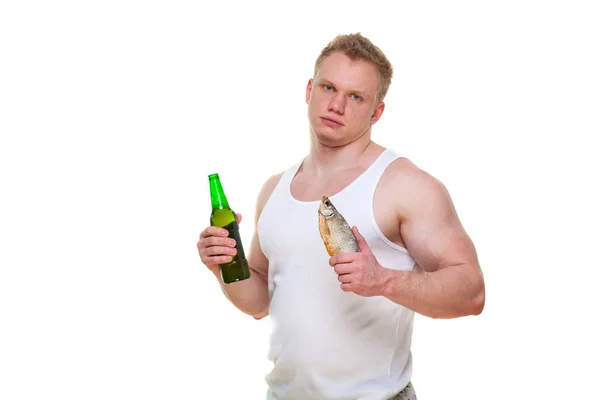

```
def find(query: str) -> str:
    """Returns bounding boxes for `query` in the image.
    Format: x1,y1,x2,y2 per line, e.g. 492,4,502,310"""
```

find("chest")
283,162,408,250
289,168,364,202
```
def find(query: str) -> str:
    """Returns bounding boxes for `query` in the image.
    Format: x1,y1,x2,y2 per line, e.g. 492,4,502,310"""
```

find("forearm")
212,268,270,318
382,264,484,319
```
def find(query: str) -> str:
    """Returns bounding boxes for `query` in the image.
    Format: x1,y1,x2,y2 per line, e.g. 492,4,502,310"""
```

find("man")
198,32,485,400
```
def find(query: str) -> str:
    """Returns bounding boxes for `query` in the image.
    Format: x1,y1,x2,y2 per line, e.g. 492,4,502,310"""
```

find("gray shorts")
389,381,417,400
265,381,417,399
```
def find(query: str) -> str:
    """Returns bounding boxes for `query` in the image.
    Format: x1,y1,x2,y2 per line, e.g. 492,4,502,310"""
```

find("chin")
312,131,346,148
312,127,335,140
310,120,348,144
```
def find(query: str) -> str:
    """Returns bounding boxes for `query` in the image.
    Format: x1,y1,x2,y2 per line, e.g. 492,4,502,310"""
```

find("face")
306,52,385,147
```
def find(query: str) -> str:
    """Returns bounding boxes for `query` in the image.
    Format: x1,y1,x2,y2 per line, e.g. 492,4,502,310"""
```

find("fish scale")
318,196,359,256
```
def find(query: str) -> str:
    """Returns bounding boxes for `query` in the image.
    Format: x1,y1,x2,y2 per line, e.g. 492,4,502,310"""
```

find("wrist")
380,268,398,298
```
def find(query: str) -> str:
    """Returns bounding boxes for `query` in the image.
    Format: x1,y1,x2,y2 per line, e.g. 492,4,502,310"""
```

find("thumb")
236,213,242,223
352,226,370,253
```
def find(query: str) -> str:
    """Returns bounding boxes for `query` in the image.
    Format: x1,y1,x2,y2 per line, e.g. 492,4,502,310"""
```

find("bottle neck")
208,174,230,209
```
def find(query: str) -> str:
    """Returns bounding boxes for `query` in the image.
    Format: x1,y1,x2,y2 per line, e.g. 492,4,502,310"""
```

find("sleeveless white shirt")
257,148,420,400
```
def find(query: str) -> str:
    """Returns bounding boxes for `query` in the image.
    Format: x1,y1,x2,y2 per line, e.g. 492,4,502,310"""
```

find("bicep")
400,178,478,274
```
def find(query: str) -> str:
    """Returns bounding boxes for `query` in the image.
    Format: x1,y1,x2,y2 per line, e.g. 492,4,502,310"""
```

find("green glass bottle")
208,173,251,284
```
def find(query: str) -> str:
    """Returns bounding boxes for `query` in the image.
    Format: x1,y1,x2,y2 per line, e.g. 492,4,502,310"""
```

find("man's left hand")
329,226,391,297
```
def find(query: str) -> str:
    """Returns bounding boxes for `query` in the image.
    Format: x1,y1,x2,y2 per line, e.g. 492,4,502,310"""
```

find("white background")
1,1,599,399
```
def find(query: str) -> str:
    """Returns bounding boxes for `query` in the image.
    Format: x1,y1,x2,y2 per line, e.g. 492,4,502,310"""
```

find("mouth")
320,116,344,127
320,209,334,217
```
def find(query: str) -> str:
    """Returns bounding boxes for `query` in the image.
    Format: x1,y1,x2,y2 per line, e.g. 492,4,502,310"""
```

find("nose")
328,93,346,115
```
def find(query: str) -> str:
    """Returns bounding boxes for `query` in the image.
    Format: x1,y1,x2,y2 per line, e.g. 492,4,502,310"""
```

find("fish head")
318,196,337,218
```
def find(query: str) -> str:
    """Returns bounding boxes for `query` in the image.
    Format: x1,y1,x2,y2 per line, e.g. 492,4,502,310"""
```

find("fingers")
236,213,242,223
200,226,229,239
198,242,236,265
329,252,360,266
204,244,237,257
202,235,236,248
340,282,353,292
337,272,352,284
197,226,237,267
332,258,354,290
333,263,353,276
204,254,234,265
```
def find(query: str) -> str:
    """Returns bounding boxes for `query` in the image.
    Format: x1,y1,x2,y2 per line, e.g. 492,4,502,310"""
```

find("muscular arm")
204,173,281,319
331,161,485,319
383,167,485,319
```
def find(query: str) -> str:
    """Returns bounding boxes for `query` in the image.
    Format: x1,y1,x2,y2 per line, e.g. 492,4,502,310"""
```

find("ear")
370,102,385,125
305,78,313,104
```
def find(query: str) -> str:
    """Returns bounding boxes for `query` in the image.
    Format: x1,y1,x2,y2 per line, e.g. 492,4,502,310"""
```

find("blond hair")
313,33,393,103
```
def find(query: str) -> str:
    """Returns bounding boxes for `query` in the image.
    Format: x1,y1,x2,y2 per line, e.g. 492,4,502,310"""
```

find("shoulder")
379,157,453,217
255,171,285,217
380,156,442,189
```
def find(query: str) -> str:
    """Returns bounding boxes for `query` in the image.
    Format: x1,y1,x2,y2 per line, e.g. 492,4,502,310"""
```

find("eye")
325,200,331,206
323,84,334,91
351,94,362,101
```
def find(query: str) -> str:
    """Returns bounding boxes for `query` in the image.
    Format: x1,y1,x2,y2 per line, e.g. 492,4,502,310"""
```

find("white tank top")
258,148,419,400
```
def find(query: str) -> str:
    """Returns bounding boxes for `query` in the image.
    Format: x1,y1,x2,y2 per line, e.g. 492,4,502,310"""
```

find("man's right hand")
197,214,242,275
197,172,281,318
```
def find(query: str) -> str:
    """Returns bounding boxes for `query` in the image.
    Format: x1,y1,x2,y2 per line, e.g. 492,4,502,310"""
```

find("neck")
305,130,381,175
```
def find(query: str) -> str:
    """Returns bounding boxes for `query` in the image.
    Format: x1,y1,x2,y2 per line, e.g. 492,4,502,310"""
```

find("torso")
257,146,419,398
288,147,416,251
